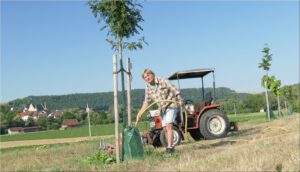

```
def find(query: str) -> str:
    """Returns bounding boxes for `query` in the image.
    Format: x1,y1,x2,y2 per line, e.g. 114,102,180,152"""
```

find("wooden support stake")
113,54,120,163
264,81,270,121
126,57,132,126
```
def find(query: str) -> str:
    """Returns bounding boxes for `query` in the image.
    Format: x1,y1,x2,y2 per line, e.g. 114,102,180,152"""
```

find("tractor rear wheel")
199,109,229,139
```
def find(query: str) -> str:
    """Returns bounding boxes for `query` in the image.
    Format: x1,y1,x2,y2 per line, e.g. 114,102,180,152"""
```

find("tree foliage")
282,84,299,111
88,0,147,51
258,44,272,72
262,75,281,95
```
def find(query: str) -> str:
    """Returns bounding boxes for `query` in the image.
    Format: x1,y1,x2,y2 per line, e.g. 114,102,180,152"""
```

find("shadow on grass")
176,127,261,151
228,127,260,138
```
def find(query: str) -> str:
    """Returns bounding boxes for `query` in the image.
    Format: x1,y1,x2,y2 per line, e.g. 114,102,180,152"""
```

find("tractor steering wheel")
184,99,194,105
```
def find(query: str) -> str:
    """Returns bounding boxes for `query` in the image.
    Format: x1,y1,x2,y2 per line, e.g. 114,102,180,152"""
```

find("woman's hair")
142,69,155,79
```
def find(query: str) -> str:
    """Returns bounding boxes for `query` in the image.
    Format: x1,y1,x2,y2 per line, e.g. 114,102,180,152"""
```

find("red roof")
62,119,80,127
17,112,30,117
8,127,24,132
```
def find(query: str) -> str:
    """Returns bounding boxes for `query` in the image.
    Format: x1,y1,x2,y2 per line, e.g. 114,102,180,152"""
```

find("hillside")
5,83,299,115
8,87,252,111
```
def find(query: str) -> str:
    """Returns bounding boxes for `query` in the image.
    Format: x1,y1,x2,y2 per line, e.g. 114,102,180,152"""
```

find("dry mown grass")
0,114,299,171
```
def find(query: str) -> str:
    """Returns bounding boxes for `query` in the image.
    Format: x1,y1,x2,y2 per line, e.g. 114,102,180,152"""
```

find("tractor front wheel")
160,126,182,147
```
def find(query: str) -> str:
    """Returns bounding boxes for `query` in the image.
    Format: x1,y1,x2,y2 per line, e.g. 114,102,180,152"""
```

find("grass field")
0,113,298,171
0,111,289,142
0,122,149,142
228,110,291,123
228,112,269,123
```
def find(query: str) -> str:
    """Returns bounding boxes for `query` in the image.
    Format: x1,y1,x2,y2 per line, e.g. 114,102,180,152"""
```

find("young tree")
0,104,11,114
90,112,102,125
88,0,146,161
10,116,25,128
282,86,294,103
62,111,75,120
37,115,47,130
270,77,282,118
258,44,272,121
25,117,35,127
46,116,61,130
264,75,282,118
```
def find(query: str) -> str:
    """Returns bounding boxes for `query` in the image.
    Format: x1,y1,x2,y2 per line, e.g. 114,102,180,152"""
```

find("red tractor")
142,68,237,147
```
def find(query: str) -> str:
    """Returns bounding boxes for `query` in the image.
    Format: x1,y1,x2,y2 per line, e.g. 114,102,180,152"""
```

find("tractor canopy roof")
168,68,215,80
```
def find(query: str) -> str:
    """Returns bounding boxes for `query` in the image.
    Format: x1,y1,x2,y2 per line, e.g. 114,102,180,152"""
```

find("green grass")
227,111,292,124
0,113,298,171
0,121,149,142
1,111,293,142
228,112,267,123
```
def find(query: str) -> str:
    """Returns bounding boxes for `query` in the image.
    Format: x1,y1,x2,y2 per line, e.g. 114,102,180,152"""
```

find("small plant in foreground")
275,164,283,172
85,150,116,165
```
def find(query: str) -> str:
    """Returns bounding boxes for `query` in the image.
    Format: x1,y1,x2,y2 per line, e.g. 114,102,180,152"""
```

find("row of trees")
220,84,298,115
258,44,296,120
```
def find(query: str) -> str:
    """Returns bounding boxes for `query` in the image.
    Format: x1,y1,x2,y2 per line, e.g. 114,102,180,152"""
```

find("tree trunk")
285,100,288,116
118,37,127,161
86,104,91,139
234,103,237,117
113,54,120,163
264,81,270,121
126,57,132,126
277,95,281,119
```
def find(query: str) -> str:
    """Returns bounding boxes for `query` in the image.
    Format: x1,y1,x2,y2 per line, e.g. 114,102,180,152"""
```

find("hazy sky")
1,1,299,102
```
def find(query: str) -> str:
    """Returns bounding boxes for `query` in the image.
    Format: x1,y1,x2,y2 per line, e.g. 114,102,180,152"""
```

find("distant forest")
8,83,299,114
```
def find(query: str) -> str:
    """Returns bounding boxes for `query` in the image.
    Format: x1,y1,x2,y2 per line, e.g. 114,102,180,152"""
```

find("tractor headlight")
147,113,151,119
150,121,155,128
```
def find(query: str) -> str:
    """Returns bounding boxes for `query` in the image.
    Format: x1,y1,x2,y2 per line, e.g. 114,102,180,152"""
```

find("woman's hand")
136,112,142,121
176,94,184,106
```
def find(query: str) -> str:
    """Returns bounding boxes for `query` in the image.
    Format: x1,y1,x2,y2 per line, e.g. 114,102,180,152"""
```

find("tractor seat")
194,97,212,113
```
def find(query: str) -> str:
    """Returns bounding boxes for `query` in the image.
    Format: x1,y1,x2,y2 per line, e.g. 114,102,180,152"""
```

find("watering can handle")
135,112,141,127
135,119,139,127
135,100,177,128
